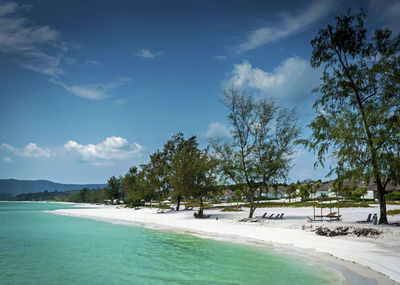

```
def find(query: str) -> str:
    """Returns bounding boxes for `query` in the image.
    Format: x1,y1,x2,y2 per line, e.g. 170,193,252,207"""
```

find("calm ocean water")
0,202,342,284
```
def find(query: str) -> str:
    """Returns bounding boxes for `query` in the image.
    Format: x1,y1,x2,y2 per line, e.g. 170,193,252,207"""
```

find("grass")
184,202,213,208
220,207,243,212
387,209,400,216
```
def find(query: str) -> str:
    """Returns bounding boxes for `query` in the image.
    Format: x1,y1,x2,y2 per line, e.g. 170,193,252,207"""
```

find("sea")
0,202,344,284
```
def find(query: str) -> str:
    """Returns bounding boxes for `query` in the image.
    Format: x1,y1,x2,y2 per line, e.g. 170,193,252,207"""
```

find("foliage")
105,176,122,203
386,191,400,201
122,167,153,206
141,133,191,208
211,87,300,218
302,10,400,224
220,207,243,212
387,209,400,216
285,183,297,202
169,136,218,217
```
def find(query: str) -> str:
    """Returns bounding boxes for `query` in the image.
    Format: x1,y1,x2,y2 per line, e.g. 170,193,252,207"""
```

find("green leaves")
306,9,400,223
212,87,300,217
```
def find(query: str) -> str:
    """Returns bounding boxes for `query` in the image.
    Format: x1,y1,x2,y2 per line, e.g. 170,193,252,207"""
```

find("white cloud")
0,1,70,76
235,0,335,54
2,156,13,163
228,57,318,100
135,48,163,58
49,77,131,100
206,122,232,138
1,142,52,158
85,59,101,66
64,136,143,165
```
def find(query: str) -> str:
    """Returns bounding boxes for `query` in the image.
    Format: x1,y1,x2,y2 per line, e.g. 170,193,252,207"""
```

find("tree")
298,185,310,201
303,10,400,224
78,187,90,203
286,183,297,202
106,176,121,204
233,189,242,206
122,167,153,206
169,136,218,217
211,87,300,218
142,133,190,210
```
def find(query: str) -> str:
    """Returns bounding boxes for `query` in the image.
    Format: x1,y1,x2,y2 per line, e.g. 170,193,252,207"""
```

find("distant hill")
0,179,106,198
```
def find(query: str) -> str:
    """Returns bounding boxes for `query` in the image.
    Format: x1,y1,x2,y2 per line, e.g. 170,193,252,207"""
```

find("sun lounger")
307,216,315,222
273,213,282,219
265,214,275,219
356,213,372,223
255,212,268,219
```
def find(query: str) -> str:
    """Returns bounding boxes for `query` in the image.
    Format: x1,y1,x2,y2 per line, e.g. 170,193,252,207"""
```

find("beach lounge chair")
279,213,284,220
265,214,275,219
273,213,282,219
356,213,372,223
255,212,268,219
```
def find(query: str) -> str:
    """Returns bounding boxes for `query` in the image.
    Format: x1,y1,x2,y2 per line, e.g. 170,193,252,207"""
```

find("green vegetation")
301,10,400,224
243,201,371,208
387,209,400,216
220,207,243,212
210,88,300,218
386,192,400,201
169,136,218,217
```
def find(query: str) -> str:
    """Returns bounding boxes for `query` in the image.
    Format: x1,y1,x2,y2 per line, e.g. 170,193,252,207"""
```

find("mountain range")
0,179,106,198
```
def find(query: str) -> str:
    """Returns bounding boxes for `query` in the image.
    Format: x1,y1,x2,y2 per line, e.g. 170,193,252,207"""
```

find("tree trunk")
376,184,388,224
248,196,255,218
199,197,204,217
176,195,182,211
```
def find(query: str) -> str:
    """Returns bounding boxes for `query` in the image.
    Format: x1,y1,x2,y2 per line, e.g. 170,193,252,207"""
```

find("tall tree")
122,167,153,206
106,176,121,204
211,87,300,218
304,10,400,224
286,183,297,202
169,137,217,217
142,133,193,210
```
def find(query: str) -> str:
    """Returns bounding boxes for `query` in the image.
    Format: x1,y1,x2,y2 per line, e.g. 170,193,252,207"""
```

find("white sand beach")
52,204,400,284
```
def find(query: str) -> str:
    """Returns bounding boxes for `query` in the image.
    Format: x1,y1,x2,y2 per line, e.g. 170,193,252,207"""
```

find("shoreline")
50,204,400,284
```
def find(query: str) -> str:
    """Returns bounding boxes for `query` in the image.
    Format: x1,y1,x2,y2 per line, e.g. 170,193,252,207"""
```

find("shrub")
220,207,243,212
387,209,400,216
386,192,400,201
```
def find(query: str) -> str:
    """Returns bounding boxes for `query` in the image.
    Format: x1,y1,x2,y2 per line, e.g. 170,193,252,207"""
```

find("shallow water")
0,202,343,284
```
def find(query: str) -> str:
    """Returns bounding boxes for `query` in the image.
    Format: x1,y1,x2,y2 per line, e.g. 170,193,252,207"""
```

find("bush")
387,209,400,216
386,191,400,201
220,207,243,212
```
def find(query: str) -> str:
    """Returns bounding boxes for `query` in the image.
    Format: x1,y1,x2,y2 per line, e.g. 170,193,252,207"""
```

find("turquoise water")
0,202,342,284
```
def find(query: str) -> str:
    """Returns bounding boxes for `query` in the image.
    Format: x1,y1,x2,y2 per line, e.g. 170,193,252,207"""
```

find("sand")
51,203,400,284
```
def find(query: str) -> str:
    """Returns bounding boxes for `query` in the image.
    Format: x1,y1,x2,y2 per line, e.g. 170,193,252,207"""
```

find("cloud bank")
64,136,143,165
1,142,52,158
228,57,318,100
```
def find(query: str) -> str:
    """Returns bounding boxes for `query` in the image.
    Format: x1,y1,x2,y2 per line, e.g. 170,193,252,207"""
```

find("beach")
52,203,400,284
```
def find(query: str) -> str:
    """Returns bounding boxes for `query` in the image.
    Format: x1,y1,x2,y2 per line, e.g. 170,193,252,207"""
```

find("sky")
1,0,399,184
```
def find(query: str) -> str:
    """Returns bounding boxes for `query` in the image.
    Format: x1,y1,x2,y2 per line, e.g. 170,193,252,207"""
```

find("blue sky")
1,0,399,184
